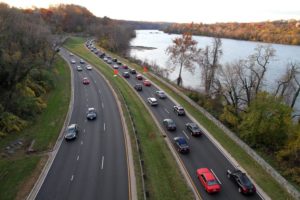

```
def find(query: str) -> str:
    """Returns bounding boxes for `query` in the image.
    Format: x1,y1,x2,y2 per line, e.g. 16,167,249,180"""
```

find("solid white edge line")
210,169,222,185
101,156,104,170
182,130,190,140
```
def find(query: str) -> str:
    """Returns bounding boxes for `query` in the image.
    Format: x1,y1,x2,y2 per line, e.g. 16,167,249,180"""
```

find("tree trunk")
177,63,183,86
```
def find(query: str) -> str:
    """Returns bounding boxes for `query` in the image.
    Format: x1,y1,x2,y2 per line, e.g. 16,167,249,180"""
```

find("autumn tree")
166,32,198,86
239,92,292,152
196,37,222,96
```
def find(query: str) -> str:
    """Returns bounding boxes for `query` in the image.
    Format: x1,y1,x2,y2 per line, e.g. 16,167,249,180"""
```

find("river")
130,30,300,111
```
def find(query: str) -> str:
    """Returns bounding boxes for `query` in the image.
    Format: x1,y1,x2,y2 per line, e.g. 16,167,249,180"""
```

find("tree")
275,62,300,109
196,37,222,96
239,92,292,152
166,32,198,86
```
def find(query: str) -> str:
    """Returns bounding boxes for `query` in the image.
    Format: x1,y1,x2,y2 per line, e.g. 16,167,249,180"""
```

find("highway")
35,48,129,200
88,41,264,200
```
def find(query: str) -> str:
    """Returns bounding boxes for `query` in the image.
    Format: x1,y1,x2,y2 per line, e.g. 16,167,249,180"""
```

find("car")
163,119,176,131
80,59,85,64
103,57,108,62
71,60,76,64
197,168,221,193
82,77,90,85
122,72,130,78
130,69,136,74
143,79,151,86
69,53,74,56
76,66,83,71
85,65,92,70
99,53,105,58
147,97,158,106
227,169,256,194
155,90,167,99
86,107,97,120
113,64,119,69
134,84,142,91
173,105,185,116
112,58,117,62
185,122,203,136
173,137,190,153
122,65,128,69
107,59,112,64
64,124,79,140
117,61,122,65
136,74,143,80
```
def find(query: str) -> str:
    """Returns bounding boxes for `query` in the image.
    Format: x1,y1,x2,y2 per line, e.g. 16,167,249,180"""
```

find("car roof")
68,124,77,129
148,97,157,101
164,118,173,122
88,107,95,111
174,137,187,143
197,168,215,181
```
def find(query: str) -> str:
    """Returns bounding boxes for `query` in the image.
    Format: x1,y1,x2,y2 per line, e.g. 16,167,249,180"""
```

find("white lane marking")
102,102,104,109
94,80,97,83
164,108,169,114
182,130,190,140
104,123,106,131
211,169,222,185
101,156,104,170
99,90,101,94
83,129,86,133
77,155,79,161
81,141,83,145
70,175,74,181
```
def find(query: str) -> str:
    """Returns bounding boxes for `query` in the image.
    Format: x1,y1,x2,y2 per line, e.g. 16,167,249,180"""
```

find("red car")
136,74,143,80
82,77,90,85
143,79,151,86
196,168,221,193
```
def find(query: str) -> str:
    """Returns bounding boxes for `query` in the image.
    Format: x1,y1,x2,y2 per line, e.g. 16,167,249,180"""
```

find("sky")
2,0,300,23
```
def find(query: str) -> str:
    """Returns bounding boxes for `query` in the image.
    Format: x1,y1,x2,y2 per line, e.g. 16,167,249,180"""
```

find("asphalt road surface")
36,49,129,200
87,41,264,200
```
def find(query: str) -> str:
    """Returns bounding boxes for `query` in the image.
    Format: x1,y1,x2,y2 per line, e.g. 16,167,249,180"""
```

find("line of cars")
65,53,98,141
85,40,258,196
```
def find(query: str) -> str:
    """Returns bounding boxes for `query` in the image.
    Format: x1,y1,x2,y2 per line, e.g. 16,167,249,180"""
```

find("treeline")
0,3,135,138
163,33,300,185
164,20,300,45
118,20,173,30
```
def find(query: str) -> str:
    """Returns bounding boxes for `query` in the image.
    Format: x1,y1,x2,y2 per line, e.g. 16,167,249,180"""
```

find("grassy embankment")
64,37,194,200
0,56,71,200
91,41,295,200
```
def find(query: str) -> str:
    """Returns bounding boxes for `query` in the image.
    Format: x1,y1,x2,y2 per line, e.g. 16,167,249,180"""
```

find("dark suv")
134,84,142,91
163,119,176,131
227,169,256,195
173,137,190,153
185,122,202,136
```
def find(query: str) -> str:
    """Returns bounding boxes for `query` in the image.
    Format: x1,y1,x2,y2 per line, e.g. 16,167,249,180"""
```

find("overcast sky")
2,0,300,23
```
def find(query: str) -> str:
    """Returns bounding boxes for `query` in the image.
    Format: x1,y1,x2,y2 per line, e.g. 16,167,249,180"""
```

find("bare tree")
196,37,222,96
275,62,300,109
166,32,198,86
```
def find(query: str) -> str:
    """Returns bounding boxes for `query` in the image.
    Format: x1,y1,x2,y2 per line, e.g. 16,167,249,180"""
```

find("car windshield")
240,174,252,187
177,138,187,145
67,127,75,133
207,179,218,186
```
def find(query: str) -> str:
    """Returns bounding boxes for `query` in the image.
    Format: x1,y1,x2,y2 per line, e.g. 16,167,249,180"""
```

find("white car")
71,60,76,64
86,65,92,70
76,66,83,71
113,64,119,69
147,97,158,106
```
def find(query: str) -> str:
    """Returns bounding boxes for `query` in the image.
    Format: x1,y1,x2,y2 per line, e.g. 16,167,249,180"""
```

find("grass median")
83,40,294,200
64,37,194,200
0,56,71,200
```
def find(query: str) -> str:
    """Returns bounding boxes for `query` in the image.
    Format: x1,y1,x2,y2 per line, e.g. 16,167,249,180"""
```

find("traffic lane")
36,56,90,200
92,50,261,199
88,63,129,199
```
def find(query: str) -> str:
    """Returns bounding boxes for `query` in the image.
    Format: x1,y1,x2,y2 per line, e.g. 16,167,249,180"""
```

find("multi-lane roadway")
87,41,264,200
35,48,129,200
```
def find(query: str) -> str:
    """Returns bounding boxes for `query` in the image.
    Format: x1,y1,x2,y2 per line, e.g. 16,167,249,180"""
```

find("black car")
173,105,185,116
185,122,202,136
122,72,130,78
86,108,97,120
227,169,256,195
163,119,176,131
173,137,190,153
64,124,79,140
113,58,117,62
130,69,136,74
134,84,142,91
